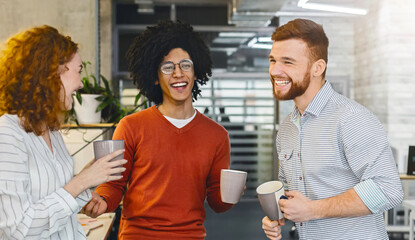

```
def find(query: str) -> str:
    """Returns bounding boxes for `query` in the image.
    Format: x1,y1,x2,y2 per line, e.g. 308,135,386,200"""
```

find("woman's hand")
64,149,127,198
78,149,127,186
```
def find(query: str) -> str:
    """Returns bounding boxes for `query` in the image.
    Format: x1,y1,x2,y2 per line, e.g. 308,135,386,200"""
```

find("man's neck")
294,79,325,115
157,101,195,119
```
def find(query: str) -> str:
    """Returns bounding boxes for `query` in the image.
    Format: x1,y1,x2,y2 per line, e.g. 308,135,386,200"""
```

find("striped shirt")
277,82,403,240
0,114,91,240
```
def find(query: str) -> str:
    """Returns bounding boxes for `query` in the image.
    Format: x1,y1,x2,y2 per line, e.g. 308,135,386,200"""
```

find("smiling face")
268,39,312,101
59,52,84,110
157,48,196,106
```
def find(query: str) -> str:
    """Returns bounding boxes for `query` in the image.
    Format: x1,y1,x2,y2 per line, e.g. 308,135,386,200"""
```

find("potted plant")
70,61,144,125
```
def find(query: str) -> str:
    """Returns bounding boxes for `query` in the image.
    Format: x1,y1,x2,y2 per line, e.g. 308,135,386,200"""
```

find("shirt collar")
290,106,301,122
290,81,334,120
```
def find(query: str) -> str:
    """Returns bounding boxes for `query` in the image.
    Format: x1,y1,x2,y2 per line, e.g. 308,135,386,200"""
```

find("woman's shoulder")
0,114,26,151
0,114,24,135
0,113,19,124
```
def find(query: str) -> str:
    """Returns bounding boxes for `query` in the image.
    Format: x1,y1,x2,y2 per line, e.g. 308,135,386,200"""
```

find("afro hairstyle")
125,20,212,105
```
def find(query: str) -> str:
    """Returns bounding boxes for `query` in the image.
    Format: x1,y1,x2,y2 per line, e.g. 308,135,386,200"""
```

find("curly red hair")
0,25,78,135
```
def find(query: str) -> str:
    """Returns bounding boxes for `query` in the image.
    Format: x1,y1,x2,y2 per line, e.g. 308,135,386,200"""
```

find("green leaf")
76,92,82,104
96,99,111,112
95,95,105,101
68,60,147,124
101,75,110,91
134,93,142,105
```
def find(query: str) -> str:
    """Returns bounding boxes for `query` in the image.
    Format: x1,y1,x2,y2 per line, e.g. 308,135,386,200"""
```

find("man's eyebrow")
268,56,297,62
281,56,296,62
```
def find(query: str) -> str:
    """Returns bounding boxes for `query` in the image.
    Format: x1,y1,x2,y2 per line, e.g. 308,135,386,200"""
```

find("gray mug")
93,140,124,175
220,169,247,204
256,180,288,220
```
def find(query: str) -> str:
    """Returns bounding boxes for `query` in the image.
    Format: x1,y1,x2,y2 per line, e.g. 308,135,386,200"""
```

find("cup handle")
279,195,288,214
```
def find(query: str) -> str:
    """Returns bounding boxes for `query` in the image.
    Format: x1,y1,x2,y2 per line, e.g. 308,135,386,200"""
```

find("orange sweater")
95,106,233,239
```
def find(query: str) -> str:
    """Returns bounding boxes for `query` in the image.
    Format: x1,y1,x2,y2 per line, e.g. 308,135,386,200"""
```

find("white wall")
355,0,415,172
0,0,112,79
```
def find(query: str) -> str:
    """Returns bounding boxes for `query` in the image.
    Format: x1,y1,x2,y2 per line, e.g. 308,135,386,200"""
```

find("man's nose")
172,64,183,77
270,63,284,76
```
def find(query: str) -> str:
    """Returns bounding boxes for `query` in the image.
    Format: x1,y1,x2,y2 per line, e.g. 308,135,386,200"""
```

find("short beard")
271,69,311,101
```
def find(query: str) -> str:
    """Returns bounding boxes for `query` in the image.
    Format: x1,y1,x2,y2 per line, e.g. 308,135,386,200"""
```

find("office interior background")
1,0,415,239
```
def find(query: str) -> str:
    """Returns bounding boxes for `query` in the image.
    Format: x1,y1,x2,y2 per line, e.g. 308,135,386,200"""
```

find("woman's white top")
0,114,91,240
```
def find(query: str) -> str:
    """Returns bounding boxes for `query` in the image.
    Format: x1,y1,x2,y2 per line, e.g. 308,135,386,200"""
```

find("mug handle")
279,195,288,214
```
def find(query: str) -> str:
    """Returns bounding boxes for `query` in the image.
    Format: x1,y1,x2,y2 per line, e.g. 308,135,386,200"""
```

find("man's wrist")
99,195,109,212
310,199,324,220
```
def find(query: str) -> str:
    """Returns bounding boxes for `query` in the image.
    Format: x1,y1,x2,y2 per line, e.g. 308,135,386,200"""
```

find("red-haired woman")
0,25,127,239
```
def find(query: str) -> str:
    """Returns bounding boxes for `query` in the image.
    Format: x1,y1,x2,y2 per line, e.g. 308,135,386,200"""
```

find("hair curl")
272,18,329,77
0,25,78,135
126,20,212,105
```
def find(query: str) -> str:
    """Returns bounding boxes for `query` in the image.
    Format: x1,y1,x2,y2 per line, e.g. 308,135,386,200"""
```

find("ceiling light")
247,38,257,47
297,0,308,7
297,0,367,15
219,32,256,38
135,0,154,14
251,43,272,49
275,11,357,17
257,37,272,42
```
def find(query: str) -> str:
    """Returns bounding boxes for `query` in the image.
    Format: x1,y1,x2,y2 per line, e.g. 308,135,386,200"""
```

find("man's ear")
311,59,326,77
155,80,159,85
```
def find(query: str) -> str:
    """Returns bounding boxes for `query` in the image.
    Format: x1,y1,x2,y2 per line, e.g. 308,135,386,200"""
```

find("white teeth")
275,80,290,86
172,82,187,87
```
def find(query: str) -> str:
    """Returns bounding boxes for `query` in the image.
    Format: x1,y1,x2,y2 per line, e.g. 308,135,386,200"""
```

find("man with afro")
82,20,234,240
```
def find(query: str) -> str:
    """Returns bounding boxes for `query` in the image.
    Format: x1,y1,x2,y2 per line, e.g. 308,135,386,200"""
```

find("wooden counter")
78,213,115,240
62,123,117,128
399,174,415,180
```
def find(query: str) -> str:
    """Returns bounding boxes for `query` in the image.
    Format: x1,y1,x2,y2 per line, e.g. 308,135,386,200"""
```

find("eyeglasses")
160,59,194,75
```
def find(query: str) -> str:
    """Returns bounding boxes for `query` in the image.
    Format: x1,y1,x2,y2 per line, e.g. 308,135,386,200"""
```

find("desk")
78,213,115,240
403,200,415,240
399,174,415,180
385,174,415,233
62,123,118,128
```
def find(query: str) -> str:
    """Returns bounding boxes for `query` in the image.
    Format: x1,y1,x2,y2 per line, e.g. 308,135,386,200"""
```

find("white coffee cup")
93,140,125,176
256,180,287,220
220,169,247,204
